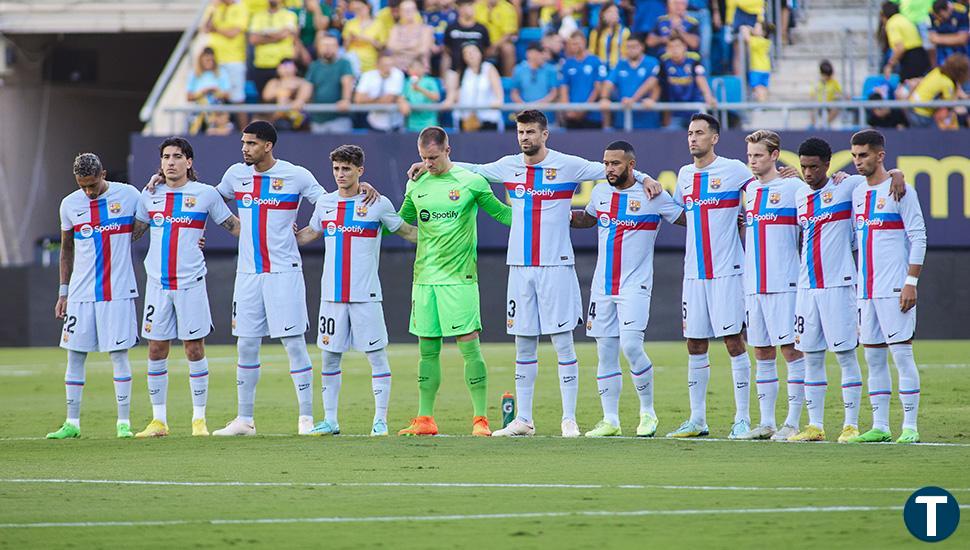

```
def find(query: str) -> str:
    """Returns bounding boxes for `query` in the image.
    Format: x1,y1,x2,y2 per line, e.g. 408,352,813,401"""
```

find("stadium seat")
244,80,259,104
858,73,900,100
515,27,544,62
710,75,743,103
501,76,515,102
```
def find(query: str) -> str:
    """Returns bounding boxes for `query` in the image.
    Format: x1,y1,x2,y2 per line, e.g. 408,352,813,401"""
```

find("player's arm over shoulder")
471,173,513,226
655,189,687,226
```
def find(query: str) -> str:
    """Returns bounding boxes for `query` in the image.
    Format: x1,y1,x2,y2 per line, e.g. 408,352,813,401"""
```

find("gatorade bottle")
501,392,515,428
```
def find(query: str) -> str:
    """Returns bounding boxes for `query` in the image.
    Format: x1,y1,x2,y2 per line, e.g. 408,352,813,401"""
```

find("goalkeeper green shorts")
409,284,482,338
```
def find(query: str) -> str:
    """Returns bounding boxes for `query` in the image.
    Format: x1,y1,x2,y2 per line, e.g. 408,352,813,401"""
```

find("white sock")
688,353,710,426
321,350,342,425
109,351,132,424
366,349,391,423
783,357,805,427
864,346,891,432
730,352,751,423
514,335,539,424
755,358,778,429
65,350,87,425
621,331,654,415
803,351,827,429
835,350,862,428
236,337,262,423
595,337,622,426
890,343,920,431
282,336,314,418
188,358,209,420
147,358,168,424
551,332,578,421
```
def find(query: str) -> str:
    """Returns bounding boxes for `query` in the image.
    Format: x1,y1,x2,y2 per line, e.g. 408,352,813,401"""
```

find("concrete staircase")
746,0,877,129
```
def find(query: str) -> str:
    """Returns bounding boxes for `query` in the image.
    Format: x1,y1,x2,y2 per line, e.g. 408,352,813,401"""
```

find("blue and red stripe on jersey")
322,200,380,303
685,172,744,279
234,174,300,273
147,192,207,290
72,198,134,302
503,166,579,266
596,192,660,295
802,190,852,288
857,190,904,299
748,187,797,294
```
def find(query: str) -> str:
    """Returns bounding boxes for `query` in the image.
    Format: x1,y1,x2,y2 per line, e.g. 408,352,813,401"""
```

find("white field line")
2,478,969,493
3,505,970,529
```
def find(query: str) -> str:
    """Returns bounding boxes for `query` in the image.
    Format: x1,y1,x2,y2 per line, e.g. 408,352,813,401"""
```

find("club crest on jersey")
109,202,122,215
544,168,557,180
629,200,641,212
184,196,197,208
709,178,722,189
449,189,460,201
877,197,886,210
822,191,833,203
271,178,285,191
355,203,368,217
769,192,781,204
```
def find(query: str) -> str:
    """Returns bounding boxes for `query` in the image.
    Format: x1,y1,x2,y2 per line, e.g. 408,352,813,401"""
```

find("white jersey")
136,181,233,290
795,176,860,290
674,156,755,280
585,184,683,296
309,193,403,303
853,178,926,299
217,159,324,273
59,182,140,303
743,176,801,294
461,150,610,267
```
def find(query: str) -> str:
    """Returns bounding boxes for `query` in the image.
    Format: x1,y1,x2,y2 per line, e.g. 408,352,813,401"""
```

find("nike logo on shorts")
284,325,296,331
834,340,847,347
115,339,127,345
189,328,201,335
624,320,635,325
722,324,735,331
888,331,900,339
369,339,382,346
778,334,790,340
451,324,462,330
558,321,569,328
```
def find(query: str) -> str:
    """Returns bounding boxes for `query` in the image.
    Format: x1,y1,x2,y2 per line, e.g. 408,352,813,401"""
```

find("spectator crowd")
187,0,968,133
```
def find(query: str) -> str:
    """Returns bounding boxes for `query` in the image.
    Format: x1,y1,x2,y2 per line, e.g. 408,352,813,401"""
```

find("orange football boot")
472,416,492,437
398,416,439,436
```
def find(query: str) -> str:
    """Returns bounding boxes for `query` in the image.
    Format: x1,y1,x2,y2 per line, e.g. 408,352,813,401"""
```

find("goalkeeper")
397,127,512,437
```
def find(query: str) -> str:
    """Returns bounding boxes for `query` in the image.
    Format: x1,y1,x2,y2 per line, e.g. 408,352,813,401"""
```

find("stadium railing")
156,99,970,134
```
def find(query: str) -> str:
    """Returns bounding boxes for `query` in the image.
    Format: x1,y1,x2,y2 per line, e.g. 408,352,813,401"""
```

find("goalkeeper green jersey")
399,164,511,285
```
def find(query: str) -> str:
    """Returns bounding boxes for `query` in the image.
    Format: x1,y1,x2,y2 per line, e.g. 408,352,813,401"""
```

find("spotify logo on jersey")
419,209,431,222
419,209,459,222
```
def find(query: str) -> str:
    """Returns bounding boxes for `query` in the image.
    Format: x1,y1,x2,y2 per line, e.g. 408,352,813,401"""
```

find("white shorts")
745,292,796,347
142,278,213,341
220,62,247,103
859,298,916,345
794,286,858,352
232,271,309,339
585,291,651,337
317,300,388,353
506,265,583,336
60,299,138,353
682,276,745,339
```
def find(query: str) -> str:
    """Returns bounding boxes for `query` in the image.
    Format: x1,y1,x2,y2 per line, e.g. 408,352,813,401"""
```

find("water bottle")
501,392,515,428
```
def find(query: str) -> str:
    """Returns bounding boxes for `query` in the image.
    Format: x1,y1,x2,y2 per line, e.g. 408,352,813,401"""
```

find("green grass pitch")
1,341,968,548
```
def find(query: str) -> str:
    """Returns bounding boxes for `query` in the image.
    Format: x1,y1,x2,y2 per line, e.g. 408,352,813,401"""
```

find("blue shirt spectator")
560,32,609,126
510,43,560,121
660,51,705,102
646,0,701,57
604,41,661,128
426,0,458,46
